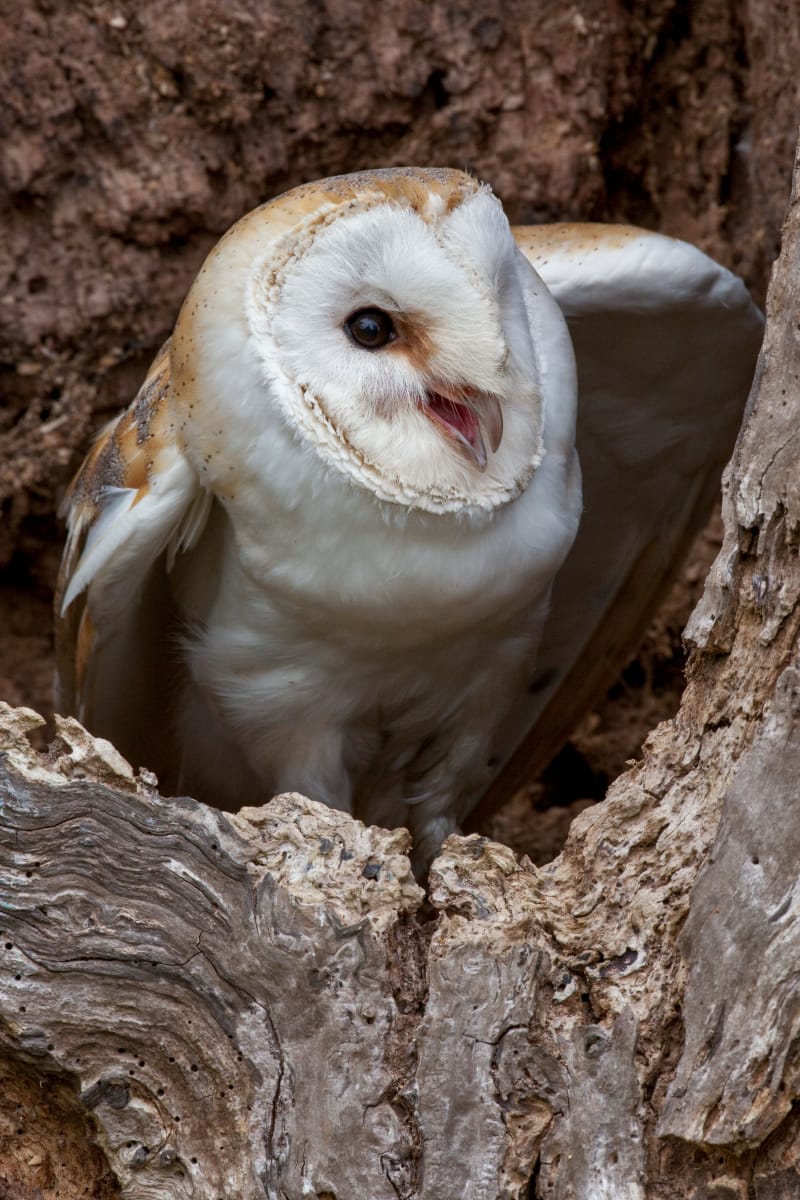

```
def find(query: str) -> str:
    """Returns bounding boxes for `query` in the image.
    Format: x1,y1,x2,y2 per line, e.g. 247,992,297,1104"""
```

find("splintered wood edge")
0,701,678,1198
0,706,425,1198
0,668,797,1200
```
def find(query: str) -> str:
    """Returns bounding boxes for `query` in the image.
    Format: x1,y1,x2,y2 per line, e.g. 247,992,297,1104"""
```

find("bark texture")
2,147,800,1191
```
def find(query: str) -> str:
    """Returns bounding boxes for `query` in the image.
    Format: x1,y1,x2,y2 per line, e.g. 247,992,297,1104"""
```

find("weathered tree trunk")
2,141,800,1200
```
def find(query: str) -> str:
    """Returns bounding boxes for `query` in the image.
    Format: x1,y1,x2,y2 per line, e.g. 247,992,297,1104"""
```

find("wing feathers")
472,224,763,821
61,451,200,615
55,343,207,758
166,487,214,571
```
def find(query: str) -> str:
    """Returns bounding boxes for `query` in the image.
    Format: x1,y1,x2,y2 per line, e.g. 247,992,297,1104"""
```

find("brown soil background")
2,2,799,836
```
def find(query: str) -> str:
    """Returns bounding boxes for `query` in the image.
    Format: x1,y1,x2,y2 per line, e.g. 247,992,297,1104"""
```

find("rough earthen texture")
0,1053,121,1199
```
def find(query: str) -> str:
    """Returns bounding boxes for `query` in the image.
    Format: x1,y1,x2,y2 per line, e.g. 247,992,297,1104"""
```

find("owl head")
169,168,573,514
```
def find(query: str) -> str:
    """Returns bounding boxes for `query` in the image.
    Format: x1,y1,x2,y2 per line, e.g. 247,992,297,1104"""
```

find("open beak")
422,384,504,472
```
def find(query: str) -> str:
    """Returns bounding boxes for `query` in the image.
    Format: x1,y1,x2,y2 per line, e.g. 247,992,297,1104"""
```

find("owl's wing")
474,224,764,818
55,342,210,772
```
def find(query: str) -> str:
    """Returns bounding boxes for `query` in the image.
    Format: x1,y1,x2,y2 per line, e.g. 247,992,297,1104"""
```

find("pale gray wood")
0,710,423,1200
416,839,559,1200
658,667,800,1147
537,1011,644,1200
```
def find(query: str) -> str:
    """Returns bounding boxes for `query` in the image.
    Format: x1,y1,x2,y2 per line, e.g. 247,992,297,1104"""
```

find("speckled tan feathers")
56,343,174,713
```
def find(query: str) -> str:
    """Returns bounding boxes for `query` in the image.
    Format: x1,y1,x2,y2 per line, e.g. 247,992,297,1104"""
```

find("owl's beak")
423,386,504,471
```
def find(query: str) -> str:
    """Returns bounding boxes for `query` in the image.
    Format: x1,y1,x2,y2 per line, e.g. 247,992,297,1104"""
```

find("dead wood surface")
2,139,800,1195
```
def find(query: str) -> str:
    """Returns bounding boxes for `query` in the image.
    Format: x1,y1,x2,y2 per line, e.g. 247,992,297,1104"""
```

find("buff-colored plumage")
56,168,763,870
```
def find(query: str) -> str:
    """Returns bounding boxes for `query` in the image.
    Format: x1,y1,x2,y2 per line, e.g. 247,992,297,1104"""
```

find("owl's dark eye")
345,308,396,350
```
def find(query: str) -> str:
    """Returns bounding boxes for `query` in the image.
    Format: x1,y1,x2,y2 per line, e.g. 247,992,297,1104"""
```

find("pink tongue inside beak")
424,390,503,472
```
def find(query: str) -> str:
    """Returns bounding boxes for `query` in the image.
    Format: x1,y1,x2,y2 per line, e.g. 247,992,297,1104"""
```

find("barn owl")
56,167,762,871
